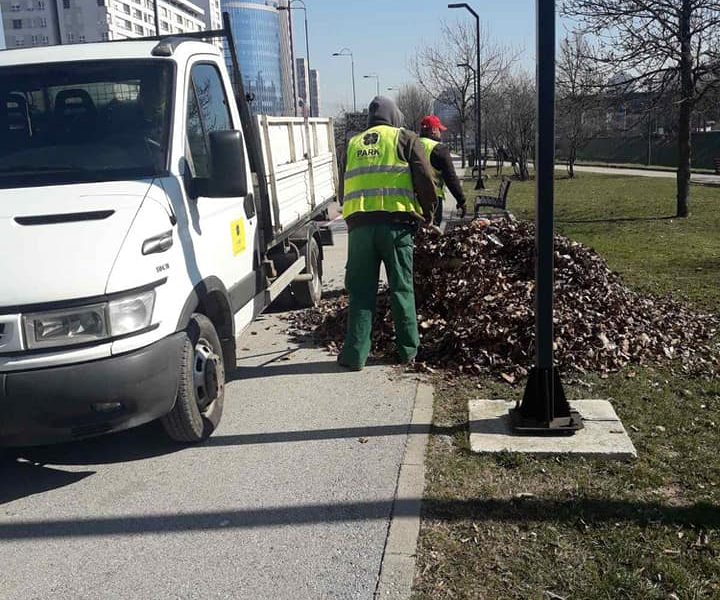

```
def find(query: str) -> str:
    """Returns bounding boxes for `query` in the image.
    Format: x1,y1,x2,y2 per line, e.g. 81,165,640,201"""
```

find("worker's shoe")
396,352,417,366
337,355,364,371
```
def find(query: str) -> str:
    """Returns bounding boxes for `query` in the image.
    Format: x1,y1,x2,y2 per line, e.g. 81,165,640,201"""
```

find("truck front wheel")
161,313,225,443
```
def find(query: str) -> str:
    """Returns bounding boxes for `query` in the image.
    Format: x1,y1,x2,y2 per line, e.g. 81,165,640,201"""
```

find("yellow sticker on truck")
231,219,246,255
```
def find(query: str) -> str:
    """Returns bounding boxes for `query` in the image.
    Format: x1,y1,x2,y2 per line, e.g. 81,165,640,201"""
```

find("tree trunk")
676,0,693,218
459,121,467,168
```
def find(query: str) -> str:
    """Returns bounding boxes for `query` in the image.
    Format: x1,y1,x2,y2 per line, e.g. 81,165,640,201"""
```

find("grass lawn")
412,173,720,599
483,171,720,310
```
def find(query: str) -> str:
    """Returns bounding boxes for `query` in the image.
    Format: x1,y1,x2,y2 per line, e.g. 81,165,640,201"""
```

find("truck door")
183,60,259,325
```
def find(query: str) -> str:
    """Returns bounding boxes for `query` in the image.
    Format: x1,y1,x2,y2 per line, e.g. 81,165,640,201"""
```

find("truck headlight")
24,304,108,348
23,290,156,349
108,290,155,336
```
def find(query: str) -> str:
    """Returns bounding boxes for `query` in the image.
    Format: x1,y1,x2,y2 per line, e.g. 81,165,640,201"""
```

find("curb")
374,382,434,599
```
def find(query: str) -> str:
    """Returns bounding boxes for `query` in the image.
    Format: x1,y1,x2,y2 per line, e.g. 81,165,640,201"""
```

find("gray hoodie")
367,95,405,128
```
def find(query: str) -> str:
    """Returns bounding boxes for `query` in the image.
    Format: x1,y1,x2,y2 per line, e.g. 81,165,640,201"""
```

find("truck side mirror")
208,130,249,198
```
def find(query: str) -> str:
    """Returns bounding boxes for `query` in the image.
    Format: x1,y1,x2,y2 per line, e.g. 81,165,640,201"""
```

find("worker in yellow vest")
338,96,436,371
418,115,467,225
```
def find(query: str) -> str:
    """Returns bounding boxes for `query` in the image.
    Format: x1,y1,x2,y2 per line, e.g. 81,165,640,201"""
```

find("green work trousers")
341,223,419,368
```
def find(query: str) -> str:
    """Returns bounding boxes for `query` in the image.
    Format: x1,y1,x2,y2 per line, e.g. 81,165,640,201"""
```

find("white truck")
0,25,338,445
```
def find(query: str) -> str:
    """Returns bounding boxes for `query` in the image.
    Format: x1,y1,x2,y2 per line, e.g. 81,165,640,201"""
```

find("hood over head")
367,96,405,128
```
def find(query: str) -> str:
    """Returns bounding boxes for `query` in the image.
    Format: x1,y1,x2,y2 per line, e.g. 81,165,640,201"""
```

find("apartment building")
1,0,211,48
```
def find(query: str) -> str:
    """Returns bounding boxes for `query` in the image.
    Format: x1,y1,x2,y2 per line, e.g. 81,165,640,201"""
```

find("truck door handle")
244,193,256,219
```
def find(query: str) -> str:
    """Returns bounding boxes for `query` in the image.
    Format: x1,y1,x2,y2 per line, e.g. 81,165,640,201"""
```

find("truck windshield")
0,60,173,189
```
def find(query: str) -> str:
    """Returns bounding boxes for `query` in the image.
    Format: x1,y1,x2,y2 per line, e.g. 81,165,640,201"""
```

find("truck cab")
0,37,336,445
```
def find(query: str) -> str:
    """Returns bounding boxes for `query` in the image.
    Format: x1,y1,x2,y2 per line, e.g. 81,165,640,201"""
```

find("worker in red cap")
418,115,467,225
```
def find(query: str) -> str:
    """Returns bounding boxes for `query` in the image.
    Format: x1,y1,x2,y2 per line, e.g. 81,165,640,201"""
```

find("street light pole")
154,0,160,35
363,73,380,97
448,3,484,189
279,1,311,116
510,0,582,434
457,61,477,164
332,48,356,112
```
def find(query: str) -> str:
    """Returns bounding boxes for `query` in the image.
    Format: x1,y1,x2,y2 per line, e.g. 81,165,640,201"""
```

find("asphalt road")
0,218,420,600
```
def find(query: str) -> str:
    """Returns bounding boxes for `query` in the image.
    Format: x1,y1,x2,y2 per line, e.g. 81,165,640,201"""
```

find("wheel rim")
311,265,321,299
192,337,222,412
311,251,321,299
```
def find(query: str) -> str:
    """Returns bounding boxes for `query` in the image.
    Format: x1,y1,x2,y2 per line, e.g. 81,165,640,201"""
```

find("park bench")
713,157,720,175
474,176,512,218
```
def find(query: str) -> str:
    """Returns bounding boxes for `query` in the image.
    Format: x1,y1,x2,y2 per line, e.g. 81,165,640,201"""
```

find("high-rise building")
194,0,221,31
0,0,60,48
0,0,207,49
433,90,460,127
222,0,293,116
295,59,320,117
296,56,308,114
309,68,320,117
0,4,6,49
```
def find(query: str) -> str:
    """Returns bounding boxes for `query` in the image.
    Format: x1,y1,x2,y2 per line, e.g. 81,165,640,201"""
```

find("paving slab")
469,399,637,459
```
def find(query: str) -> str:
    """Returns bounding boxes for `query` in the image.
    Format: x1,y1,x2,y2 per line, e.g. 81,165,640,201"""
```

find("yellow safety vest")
342,125,422,219
418,136,445,200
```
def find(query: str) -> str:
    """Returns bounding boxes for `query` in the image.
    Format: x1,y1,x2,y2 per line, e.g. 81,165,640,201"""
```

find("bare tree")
562,0,720,217
557,32,605,178
481,72,536,181
504,73,536,181
395,84,433,132
410,20,518,168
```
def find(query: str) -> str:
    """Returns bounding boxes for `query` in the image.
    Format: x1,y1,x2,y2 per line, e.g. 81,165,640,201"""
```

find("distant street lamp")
278,1,310,117
448,2,484,189
332,48,357,112
363,73,380,97
457,61,478,169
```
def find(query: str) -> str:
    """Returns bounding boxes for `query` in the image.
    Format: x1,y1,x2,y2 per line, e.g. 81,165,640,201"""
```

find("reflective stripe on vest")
419,136,445,200
342,125,422,219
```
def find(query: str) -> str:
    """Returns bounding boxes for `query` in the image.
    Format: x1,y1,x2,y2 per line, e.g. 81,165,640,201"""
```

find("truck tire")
161,313,225,443
292,238,322,308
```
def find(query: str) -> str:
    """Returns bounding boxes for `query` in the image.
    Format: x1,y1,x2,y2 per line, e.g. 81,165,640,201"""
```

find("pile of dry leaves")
291,219,719,380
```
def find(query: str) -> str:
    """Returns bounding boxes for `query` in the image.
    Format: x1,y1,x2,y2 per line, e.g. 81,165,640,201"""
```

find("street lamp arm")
448,2,478,19
332,48,357,111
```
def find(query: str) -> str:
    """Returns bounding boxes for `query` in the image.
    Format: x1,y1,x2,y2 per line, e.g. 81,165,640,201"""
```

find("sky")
295,0,545,117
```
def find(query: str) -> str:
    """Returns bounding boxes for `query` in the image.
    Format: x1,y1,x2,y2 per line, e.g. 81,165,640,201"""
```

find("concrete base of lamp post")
468,399,637,460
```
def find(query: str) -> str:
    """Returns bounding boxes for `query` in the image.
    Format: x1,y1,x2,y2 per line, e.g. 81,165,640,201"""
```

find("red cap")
420,115,447,131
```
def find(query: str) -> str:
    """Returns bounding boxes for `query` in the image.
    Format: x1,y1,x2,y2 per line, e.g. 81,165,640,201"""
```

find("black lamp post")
510,0,583,434
457,61,477,169
278,1,310,117
332,48,357,112
448,3,484,189
154,0,160,35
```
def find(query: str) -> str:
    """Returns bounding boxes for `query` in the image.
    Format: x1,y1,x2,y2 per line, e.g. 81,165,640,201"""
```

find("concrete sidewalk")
0,218,425,600
460,158,720,185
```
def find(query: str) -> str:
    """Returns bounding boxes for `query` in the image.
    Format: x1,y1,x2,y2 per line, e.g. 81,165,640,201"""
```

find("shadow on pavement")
0,456,94,505
203,422,461,447
13,421,185,467
1,496,718,540
227,360,349,381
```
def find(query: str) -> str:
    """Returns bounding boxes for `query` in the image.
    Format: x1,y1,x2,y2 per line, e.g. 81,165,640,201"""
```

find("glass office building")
222,0,293,116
